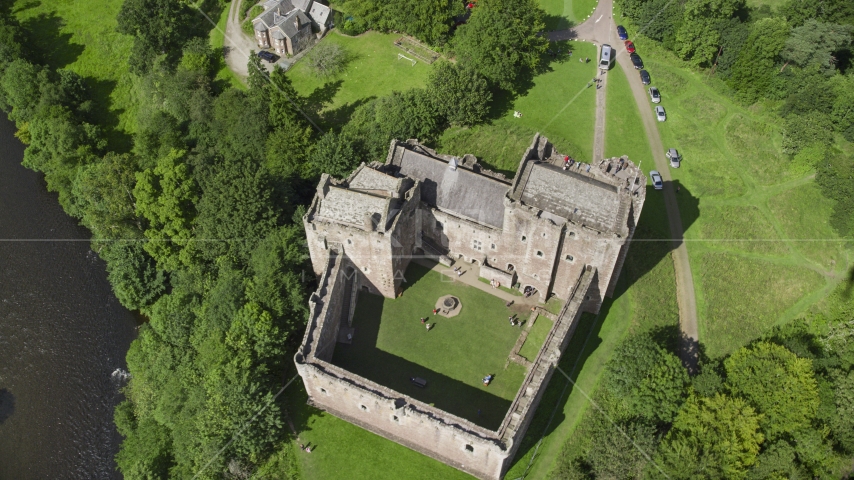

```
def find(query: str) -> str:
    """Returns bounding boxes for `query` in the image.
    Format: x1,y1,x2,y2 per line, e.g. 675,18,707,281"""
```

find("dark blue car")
617,25,628,40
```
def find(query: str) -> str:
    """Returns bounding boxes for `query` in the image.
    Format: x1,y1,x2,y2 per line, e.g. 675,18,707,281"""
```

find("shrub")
305,42,349,78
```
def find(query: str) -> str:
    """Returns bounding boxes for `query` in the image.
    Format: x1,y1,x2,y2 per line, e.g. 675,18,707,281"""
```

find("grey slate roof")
393,149,508,229
253,0,313,39
318,187,389,227
308,2,331,24
349,166,401,193
517,162,628,234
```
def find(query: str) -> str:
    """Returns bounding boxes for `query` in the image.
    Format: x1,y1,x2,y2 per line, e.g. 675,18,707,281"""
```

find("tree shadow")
543,14,576,32
319,96,375,131
0,389,15,424
18,11,84,69
506,289,615,473
83,77,133,153
305,79,343,117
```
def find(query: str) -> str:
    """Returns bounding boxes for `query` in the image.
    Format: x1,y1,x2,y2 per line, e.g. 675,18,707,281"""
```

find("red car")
625,41,636,53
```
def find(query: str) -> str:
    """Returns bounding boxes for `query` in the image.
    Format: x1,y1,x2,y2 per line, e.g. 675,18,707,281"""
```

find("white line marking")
595,15,603,22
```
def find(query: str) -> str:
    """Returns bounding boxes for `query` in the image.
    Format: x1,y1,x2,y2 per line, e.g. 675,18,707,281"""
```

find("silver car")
666,148,681,168
655,106,666,122
649,86,661,103
650,170,663,190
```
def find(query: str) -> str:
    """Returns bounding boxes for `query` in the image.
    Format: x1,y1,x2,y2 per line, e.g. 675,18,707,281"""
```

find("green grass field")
11,0,137,149
632,39,852,358
604,63,654,167
287,31,433,129
437,41,598,175
538,0,600,30
331,262,530,429
519,315,554,361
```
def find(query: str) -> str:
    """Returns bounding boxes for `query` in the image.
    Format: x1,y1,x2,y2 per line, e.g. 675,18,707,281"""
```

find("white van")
599,44,614,70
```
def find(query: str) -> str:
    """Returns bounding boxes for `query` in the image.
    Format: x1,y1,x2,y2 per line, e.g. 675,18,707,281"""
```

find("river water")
0,115,137,479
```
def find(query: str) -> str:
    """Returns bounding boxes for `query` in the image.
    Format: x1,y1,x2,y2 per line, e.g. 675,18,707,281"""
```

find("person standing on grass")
421,317,426,323
426,323,432,331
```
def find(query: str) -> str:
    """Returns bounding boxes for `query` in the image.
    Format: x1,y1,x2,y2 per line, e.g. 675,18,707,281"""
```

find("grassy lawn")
628,38,852,358
285,382,473,480
437,41,598,175
287,31,433,129
11,0,137,150
604,62,654,167
331,262,528,430
539,0,600,29
519,315,554,361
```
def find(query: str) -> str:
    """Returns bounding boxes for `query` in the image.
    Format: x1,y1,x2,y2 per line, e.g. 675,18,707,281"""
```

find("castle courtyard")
330,262,544,430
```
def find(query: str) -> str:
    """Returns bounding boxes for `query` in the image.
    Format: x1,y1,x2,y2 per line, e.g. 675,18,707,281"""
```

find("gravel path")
224,0,261,80
551,0,700,372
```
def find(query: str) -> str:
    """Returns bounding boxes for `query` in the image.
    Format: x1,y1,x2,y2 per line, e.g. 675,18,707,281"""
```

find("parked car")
625,40,636,53
650,170,663,190
640,69,651,85
655,106,666,122
666,148,681,168
630,53,644,69
648,86,661,103
617,25,628,40
257,50,277,63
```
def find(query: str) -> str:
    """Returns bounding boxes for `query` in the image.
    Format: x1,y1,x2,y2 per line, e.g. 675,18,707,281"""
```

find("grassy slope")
11,0,137,149
634,40,852,358
287,31,432,129
332,263,528,429
438,42,598,176
604,63,654,167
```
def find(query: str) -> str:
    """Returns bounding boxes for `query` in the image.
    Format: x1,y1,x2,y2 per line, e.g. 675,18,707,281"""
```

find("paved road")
551,0,700,372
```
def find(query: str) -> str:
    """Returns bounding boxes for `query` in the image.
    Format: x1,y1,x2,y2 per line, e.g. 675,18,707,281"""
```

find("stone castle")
295,135,646,479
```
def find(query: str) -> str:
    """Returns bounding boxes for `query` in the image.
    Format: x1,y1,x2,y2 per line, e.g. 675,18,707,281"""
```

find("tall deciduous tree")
134,149,199,271
781,20,853,74
116,0,196,72
727,17,790,103
452,0,548,91
676,0,745,66
724,342,820,440
654,393,764,479
427,61,492,126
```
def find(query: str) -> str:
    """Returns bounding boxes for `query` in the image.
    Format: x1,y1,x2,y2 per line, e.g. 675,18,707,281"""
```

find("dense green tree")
452,0,548,91
72,152,141,239
116,0,197,72
306,131,361,178
100,241,167,311
830,369,854,452
194,157,280,262
727,17,790,102
179,37,215,76
714,18,749,78
655,393,764,479
725,342,820,440
0,58,43,122
584,416,658,479
637,0,684,49
347,0,462,45
781,20,852,73
210,88,269,163
114,412,175,480
782,110,835,155
427,61,492,126
23,105,104,210
676,0,745,66
603,333,689,423
134,149,199,271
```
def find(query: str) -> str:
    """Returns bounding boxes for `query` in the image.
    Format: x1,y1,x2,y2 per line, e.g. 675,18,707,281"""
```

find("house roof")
514,162,629,234
391,147,508,229
253,0,314,38
349,166,402,193
308,2,331,24
317,187,390,228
